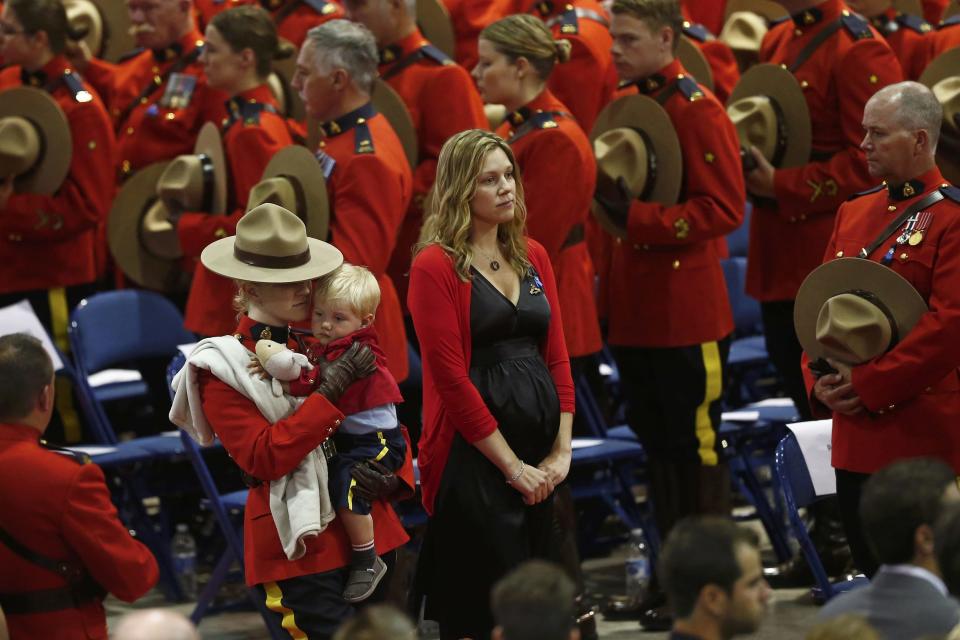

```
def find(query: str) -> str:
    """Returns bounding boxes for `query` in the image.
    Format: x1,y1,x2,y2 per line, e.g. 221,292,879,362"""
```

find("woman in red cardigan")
407,129,575,640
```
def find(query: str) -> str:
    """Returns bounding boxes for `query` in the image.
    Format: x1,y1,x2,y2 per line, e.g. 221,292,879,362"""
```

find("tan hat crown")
815,293,894,364
727,96,779,162
719,11,768,52
234,203,310,264
933,76,960,135
0,117,41,178
594,129,650,199
247,177,298,212
157,154,211,211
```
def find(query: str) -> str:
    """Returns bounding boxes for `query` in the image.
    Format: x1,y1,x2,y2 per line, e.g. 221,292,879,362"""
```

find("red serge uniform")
681,20,740,104
179,85,294,336
317,103,412,382
869,10,935,80
747,2,903,302
0,57,116,295
496,90,602,357
924,0,948,24
84,29,229,179
801,169,960,474
529,0,617,133
441,0,514,70
0,424,158,639
200,316,413,585
408,240,574,514
378,29,487,311
681,0,727,36
195,0,344,47
607,60,742,349
930,14,960,56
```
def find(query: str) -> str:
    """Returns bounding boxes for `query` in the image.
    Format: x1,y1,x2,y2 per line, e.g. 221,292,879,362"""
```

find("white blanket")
169,336,335,560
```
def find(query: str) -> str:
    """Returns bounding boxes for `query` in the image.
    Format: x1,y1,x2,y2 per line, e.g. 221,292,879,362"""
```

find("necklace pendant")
490,260,501,271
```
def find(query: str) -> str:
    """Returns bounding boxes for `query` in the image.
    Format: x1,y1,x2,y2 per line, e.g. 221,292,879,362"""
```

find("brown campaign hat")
64,0,104,60
727,63,811,168
109,123,227,291
590,95,682,239
87,0,135,62
417,0,456,58
270,38,306,121
247,144,330,242
919,48,960,185
372,79,418,168
200,203,343,283
719,11,769,54
677,36,714,92
0,87,71,195
794,258,927,365
723,0,789,22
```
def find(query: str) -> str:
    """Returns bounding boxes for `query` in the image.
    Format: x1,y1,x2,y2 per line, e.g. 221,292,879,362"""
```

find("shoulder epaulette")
841,11,874,39
419,44,453,66
896,13,933,33
682,22,712,43
61,71,92,103
354,120,375,154
303,0,338,15
117,47,145,63
530,111,560,130
939,14,960,28
42,442,91,465
556,7,579,35
940,185,960,203
676,75,705,101
847,184,885,200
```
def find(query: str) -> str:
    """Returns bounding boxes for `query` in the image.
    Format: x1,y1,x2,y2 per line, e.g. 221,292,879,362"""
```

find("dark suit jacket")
817,568,960,639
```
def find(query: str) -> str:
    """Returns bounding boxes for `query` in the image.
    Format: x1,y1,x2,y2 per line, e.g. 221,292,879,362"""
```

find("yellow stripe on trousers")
374,431,389,462
694,341,722,466
264,581,309,639
49,288,82,442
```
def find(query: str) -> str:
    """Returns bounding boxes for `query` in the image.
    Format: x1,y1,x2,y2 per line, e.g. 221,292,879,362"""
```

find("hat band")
234,246,311,269
846,288,899,349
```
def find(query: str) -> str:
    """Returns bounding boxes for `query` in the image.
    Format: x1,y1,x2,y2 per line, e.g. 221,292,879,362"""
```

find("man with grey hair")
342,0,485,326
801,80,960,578
112,609,200,640
292,19,413,384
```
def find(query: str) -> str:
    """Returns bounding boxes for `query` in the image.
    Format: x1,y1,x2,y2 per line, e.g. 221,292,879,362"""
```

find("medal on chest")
159,72,197,109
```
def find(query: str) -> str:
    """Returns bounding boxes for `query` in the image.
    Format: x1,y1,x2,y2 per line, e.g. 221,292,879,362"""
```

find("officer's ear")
915,128,931,155
514,55,532,79
239,46,256,73
28,28,51,53
37,377,55,416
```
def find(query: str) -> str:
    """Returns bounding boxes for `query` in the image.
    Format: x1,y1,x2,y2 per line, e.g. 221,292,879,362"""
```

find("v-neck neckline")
471,267,521,309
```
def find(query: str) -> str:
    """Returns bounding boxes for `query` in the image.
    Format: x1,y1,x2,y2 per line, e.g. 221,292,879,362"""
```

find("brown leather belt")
562,223,585,250
0,582,103,615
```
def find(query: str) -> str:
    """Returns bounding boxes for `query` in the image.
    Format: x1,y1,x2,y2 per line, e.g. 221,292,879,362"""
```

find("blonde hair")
480,14,571,80
314,264,380,317
805,614,880,640
232,280,251,315
415,129,530,281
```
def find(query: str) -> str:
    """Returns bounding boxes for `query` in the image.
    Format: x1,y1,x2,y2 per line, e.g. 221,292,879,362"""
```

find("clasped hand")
813,358,864,416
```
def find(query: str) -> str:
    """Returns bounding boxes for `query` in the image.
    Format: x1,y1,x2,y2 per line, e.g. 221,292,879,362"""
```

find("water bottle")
624,528,650,606
171,523,197,600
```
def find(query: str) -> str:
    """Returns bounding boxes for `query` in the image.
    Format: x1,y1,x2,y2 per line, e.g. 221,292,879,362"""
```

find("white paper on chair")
87,368,143,387
753,397,795,408
0,300,64,370
786,419,835,496
571,438,604,449
721,410,761,422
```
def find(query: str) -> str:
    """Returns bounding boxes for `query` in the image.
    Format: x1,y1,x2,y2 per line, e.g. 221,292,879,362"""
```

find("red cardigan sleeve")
198,371,345,481
408,245,499,443
528,239,575,414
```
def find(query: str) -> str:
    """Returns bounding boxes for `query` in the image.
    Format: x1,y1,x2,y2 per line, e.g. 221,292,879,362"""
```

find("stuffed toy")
255,339,313,397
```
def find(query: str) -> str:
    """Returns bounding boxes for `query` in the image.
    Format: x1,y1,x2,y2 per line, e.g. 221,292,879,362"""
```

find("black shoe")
602,590,665,621
765,555,815,588
639,603,673,632
576,596,599,640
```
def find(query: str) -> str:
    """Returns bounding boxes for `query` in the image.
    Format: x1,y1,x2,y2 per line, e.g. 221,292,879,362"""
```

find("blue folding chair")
69,290,194,456
726,201,751,258
775,433,868,602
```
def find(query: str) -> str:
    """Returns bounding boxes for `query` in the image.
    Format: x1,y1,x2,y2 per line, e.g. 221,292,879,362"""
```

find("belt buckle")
321,439,337,460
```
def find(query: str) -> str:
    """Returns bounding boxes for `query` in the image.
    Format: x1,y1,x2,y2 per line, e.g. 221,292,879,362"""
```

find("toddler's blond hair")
314,263,380,318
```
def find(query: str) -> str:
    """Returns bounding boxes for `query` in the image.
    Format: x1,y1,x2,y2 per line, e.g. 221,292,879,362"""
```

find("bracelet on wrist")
506,460,525,485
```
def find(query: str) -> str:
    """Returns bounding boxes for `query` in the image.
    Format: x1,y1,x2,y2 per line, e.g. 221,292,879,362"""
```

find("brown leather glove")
313,341,376,405
350,460,400,502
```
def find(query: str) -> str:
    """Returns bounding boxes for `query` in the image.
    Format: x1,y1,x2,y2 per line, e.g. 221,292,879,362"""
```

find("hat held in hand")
794,258,927,365
0,87,71,195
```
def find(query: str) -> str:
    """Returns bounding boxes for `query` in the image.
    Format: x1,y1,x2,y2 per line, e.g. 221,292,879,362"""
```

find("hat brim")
88,0,135,62
677,37,714,92
728,63,811,168
0,87,71,195
194,122,227,215
919,49,960,185
201,235,343,283
590,95,683,238
723,0,789,21
108,161,191,292
417,0,456,58
372,79,418,169
258,145,331,241
272,40,306,121
794,257,928,363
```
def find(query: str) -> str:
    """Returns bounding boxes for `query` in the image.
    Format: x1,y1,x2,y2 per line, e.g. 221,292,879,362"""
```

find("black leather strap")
789,19,842,72
0,583,103,615
858,190,944,258
117,45,203,126
562,223,585,249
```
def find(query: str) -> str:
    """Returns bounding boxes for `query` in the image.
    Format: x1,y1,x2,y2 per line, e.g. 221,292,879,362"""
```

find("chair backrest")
726,201,751,257
70,290,196,375
167,353,245,560
721,257,763,335
775,433,819,509
55,349,118,444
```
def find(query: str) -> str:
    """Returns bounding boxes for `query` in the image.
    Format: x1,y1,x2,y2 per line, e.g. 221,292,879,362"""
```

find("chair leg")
191,548,236,625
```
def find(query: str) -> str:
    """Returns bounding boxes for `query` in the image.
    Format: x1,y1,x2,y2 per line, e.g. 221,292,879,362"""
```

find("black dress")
417,267,562,639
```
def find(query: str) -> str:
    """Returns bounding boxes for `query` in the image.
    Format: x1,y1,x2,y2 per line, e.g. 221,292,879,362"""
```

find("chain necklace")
475,244,502,271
